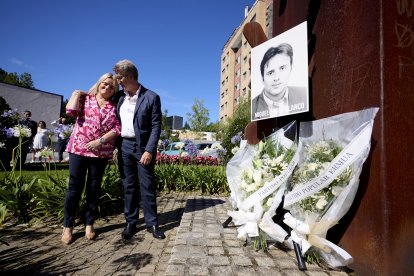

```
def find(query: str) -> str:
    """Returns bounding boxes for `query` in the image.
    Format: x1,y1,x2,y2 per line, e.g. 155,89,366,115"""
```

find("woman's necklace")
96,96,107,108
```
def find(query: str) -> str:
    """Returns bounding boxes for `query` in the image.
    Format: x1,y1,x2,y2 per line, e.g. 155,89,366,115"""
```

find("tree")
205,121,220,133
162,109,169,131
0,68,35,88
220,95,251,162
186,98,209,132
183,121,190,130
0,68,7,82
3,72,19,86
19,72,34,88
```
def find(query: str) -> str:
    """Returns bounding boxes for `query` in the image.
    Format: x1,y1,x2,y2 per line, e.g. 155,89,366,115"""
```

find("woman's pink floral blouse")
66,94,120,158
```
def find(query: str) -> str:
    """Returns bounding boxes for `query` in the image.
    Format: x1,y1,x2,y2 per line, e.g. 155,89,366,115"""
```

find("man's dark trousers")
121,139,157,227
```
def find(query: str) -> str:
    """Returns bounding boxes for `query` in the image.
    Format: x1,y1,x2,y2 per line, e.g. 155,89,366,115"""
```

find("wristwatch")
99,137,106,144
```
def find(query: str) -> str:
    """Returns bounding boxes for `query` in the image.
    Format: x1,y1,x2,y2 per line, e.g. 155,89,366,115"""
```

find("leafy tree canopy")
0,67,35,89
186,98,209,132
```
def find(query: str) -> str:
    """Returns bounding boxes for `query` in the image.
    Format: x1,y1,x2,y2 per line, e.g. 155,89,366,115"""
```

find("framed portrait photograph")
251,21,309,121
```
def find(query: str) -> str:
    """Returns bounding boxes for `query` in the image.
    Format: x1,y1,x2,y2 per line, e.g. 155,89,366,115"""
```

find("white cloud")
9,58,32,68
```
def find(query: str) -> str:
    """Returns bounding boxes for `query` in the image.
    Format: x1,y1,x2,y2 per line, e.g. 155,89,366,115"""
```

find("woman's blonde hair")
88,73,119,96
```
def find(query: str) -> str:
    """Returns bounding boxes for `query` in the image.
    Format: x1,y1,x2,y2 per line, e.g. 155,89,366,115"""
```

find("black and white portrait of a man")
251,21,309,121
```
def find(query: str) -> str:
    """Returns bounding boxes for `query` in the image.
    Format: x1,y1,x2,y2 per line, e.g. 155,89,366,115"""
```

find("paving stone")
232,255,253,266
208,255,231,266
208,246,225,255
0,193,349,276
254,256,277,267
165,264,186,275
210,265,234,276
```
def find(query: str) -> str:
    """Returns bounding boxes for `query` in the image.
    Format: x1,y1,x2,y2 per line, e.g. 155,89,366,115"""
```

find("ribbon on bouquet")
239,142,301,212
283,213,353,266
284,122,373,207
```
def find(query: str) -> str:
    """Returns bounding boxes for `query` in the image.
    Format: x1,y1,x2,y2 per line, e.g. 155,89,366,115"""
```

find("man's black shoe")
122,224,137,240
147,226,165,239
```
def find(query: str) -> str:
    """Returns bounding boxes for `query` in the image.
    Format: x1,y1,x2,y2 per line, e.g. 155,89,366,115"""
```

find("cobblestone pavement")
0,193,351,275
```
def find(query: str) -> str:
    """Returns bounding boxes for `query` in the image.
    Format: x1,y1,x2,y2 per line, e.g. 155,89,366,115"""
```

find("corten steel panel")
261,0,414,274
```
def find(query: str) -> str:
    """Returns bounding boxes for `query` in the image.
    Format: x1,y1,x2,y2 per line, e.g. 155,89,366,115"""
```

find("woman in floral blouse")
61,73,121,245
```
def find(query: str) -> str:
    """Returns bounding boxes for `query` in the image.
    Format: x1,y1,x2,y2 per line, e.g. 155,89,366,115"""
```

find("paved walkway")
0,193,350,275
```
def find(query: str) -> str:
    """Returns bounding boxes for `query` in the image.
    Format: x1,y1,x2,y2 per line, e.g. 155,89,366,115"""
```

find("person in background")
113,59,164,240
31,121,50,162
19,110,37,162
61,73,121,245
52,117,70,162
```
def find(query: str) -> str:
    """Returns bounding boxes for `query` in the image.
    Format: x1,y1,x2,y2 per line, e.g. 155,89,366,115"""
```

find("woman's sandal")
85,225,96,240
61,227,73,245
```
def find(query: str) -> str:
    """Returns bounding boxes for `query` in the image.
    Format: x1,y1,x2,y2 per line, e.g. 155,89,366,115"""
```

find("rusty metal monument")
243,0,414,274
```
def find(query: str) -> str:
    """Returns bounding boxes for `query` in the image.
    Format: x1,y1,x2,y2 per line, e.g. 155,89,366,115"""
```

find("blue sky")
0,0,256,123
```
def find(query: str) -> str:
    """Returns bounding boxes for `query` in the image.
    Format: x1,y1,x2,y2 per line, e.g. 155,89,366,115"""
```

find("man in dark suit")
19,110,37,162
251,43,308,121
114,59,165,240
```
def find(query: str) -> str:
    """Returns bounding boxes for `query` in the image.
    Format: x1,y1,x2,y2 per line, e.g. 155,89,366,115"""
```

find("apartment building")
166,115,183,130
219,0,273,122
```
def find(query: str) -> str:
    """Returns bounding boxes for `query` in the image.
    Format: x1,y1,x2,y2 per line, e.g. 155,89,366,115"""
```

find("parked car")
196,141,221,157
160,142,187,156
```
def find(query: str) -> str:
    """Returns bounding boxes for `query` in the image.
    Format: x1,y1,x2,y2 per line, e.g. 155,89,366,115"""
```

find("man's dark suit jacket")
251,86,308,121
116,85,162,156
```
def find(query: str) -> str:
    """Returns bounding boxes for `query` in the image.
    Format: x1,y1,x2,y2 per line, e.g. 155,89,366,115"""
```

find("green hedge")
0,163,229,225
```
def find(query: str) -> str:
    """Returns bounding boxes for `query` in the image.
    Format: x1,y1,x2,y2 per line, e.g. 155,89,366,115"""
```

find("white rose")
332,186,344,196
316,197,328,210
307,162,318,171
252,170,262,184
266,197,273,208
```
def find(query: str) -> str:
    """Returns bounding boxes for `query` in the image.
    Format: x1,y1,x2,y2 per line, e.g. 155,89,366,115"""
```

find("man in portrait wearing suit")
252,43,308,121
114,59,165,240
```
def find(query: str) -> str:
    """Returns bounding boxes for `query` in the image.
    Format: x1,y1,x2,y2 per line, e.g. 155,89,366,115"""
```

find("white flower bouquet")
283,108,379,267
35,147,54,161
226,121,301,250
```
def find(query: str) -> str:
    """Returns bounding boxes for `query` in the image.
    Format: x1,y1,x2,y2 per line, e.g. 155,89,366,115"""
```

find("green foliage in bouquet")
288,140,353,264
240,138,296,211
290,140,353,216
239,137,296,252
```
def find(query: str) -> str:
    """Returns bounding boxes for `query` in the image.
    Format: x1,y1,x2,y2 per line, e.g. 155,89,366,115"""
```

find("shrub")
220,97,251,163
155,164,229,194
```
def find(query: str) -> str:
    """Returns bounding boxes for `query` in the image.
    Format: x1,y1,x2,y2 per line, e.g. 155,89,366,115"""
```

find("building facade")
0,82,62,128
166,115,183,130
219,0,273,122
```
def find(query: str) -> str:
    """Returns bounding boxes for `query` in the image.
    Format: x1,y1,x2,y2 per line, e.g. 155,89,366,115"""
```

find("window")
235,69,241,77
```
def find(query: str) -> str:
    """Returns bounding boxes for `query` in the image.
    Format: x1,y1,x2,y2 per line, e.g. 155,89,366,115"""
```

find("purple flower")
5,128,14,138
231,133,242,145
1,108,18,118
184,142,198,158
216,148,227,159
